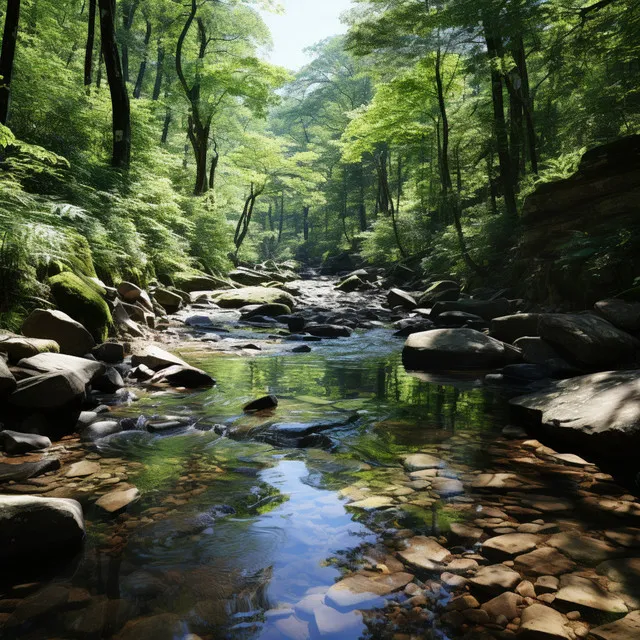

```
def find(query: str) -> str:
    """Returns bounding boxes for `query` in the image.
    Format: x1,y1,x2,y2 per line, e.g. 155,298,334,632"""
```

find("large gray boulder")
431,298,511,321
213,286,296,310
9,371,85,410
0,495,85,562
595,298,640,333
0,357,16,396
0,335,60,363
387,289,417,310
403,328,521,371
490,314,542,344
131,345,189,371
539,313,640,368
21,309,95,356
18,353,104,385
0,430,51,455
510,370,640,459
153,288,183,314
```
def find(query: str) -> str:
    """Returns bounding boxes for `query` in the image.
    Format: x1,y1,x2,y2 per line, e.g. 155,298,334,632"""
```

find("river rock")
0,336,60,363
538,313,640,368
515,547,577,576
555,573,628,615
514,336,570,366
519,603,571,640
388,289,417,310
242,303,292,318
480,591,522,621
469,564,522,595
9,371,85,409
509,370,640,459
431,298,511,321
596,558,640,590
95,487,140,513
590,610,640,640
214,286,295,310
150,365,215,388
595,299,640,333
92,342,125,363
0,430,51,455
325,572,414,610
114,613,186,640
482,533,539,561
131,346,189,371
449,522,483,543
0,457,60,482
431,477,464,496
22,309,95,356
490,314,542,343
398,536,451,571
403,328,521,371
603,528,640,549
18,352,104,385
153,288,183,314
81,420,122,442
0,496,85,562
418,280,460,305
336,275,366,292
0,356,16,395
66,460,100,478
244,395,278,412
305,324,352,338
93,367,125,393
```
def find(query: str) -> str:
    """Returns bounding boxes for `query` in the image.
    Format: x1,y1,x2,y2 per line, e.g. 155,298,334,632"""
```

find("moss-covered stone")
48,272,112,342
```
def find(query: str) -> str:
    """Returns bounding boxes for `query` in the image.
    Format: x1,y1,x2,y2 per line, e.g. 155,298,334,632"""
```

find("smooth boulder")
595,299,640,333
18,352,104,385
403,328,521,371
0,430,51,455
510,370,640,459
213,287,295,310
0,496,85,562
22,309,95,356
431,298,511,321
0,336,60,363
0,357,16,395
131,346,189,371
387,289,417,310
149,365,215,388
9,371,85,409
539,313,640,368
490,314,542,344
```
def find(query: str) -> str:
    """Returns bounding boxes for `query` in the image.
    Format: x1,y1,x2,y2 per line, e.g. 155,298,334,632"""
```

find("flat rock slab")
597,558,640,588
325,571,414,610
449,522,483,543
480,591,522,621
347,496,395,510
401,453,444,471
551,452,591,466
510,370,640,460
555,574,628,615
398,536,451,571
95,488,140,513
519,603,571,640
515,546,577,576
431,477,464,497
590,610,640,640
66,461,100,478
548,532,619,565
604,528,640,548
469,473,525,490
18,353,104,385
469,564,521,595
482,533,539,561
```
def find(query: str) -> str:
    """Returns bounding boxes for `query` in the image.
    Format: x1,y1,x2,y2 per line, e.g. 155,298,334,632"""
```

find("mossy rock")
213,286,296,309
48,272,112,342
66,234,97,278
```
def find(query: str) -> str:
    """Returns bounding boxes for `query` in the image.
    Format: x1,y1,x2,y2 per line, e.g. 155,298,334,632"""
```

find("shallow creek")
2,289,640,640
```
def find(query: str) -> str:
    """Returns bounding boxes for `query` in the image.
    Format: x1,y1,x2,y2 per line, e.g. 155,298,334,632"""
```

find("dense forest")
0,0,638,329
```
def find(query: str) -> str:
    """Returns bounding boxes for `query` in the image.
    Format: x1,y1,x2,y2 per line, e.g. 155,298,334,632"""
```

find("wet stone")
515,547,577,576
480,591,522,621
547,532,619,566
519,603,571,640
95,487,140,513
482,533,539,562
397,536,450,571
325,572,414,610
469,565,522,596
401,453,444,471
449,522,483,543
555,574,628,616
590,610,640,640
65,460,100,478
348,496,395,510
603,528,640,548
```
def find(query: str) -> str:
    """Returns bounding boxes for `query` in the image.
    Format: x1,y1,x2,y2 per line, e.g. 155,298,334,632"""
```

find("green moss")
66,234,97,278
48,272,112,342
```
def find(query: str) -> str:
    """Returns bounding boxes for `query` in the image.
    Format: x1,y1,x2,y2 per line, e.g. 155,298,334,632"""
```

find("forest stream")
2,277,640,640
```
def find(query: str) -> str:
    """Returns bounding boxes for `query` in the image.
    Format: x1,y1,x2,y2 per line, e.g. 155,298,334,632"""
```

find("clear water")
4,329,506,639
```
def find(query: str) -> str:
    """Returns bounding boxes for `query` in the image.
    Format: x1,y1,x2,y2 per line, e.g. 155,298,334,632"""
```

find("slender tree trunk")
303,206,310,241
208,140,219,190
435,47,453,193
152,43,164,100
267,203,274,232
96,50,103,89
513,35,538,174
98,0,131,168
161,108,171,143
120,0,139,83
84,0,96,88
0,0,21,125
278,192,284,242
234,182,264,254
358,162,367,232
484,24,518,220
376,147,406,258
133,18,152,99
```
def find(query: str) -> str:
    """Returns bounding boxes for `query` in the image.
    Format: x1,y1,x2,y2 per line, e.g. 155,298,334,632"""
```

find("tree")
98,0,131,168
0,0,21,124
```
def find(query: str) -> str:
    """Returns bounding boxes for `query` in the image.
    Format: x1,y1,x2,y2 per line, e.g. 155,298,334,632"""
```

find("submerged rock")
243,395,278,412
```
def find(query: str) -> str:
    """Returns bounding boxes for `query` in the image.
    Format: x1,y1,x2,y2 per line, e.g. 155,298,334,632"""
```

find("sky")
260,0,353,70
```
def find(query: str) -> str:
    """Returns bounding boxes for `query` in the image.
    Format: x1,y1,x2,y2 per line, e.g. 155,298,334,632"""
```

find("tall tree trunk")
267,203,274,232
98,0,131,168
303,206,310,241
376,147,406,258
208,139,219,190
152,43,164,100
133,18,151,99
0,0,21,125
484,24,518,220
278,192,284,242
234,182,264,255
435,47,452,193
84,0,96,88
513,35,538,174
358,162,367,232
161,108,171,143
120,0,139,83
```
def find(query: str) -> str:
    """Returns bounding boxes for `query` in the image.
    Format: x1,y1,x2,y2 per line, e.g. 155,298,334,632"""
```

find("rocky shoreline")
0,263,638,639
